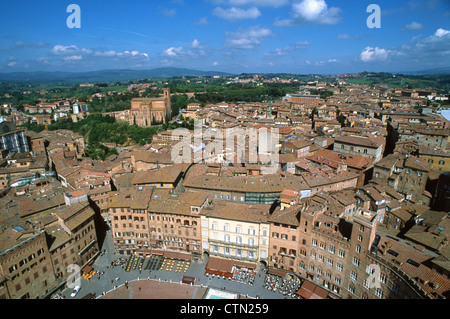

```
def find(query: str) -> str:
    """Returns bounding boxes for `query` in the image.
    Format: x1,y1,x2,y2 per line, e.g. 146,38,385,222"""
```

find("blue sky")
1,0,449,74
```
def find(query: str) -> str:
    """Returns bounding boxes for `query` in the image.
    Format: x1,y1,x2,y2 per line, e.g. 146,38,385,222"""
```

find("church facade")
104,88,172,127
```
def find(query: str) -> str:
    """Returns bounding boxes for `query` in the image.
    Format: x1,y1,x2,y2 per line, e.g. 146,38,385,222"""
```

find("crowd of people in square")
264,273,301,298
231,266,256,285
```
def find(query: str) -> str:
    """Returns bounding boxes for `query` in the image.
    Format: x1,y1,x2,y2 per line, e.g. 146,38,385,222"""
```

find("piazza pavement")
57,230,297,300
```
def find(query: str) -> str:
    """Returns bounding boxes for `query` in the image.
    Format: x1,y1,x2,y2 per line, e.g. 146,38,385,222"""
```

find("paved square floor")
58,230,298,300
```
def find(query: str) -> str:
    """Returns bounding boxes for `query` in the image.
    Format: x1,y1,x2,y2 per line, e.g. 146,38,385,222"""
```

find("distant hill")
0,67,233,83
398,66,450,75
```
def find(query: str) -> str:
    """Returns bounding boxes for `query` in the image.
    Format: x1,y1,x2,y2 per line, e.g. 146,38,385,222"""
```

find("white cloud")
92,50,149,59
402,21,425,31
360,47,390,62
50,44,91,56
163,47,184,57
359,28,450,68
275,0,341,26
434,28,450,37
292,0,341,24
191,39,201,48
48,44,150,67
6,56,17,67
94,50,118,57
63,55,83,61
161,41,208,63
213,6,261,20
225,25,273,49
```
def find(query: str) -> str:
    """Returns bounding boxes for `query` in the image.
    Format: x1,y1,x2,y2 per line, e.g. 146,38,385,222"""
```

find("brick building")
108,187,210,256
372,154,431,204
333,135,384,163
103,88,171,127
0,229,57,299
0,189,99,299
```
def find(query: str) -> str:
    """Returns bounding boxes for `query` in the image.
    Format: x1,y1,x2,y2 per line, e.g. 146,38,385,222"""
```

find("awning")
205,257,256,277
164,251,191,261
81,265,93,274
296,280,329,299
181,276,196,284
267,267,287,278
206,270,233,278
153,250,191,261
205,257,234,277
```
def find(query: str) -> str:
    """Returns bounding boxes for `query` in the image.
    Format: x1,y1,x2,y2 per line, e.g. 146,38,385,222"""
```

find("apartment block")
0,230,57,299
46,201,99,280
108,187,153,255
109,187,210,256
333,135,384,163
372,154,431,204
0,187,99,299
200,200,271,264
147,189,210,256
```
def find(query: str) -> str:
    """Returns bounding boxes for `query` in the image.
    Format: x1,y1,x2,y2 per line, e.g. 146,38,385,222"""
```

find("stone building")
0,189,99,299
108,187,154,255
266,198,442,299
147,189,210,256
333,135,384,163
0,229,57,299
372,153,431,205
46,202,99,280
200,200,271,264
106,88,172,127
129,88,171,126
108,187,210,256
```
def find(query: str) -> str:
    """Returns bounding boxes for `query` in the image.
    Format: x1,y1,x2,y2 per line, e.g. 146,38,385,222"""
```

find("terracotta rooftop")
376,234,450,298
335,135,383,148
202,200,271,224
132,165,186,185
67,189,85,197
269,205,301,226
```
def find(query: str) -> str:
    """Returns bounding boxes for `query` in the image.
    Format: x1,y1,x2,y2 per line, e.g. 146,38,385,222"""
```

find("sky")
0,0,449,75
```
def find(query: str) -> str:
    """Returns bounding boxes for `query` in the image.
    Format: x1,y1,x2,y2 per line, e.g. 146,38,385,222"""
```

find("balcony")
278,250,296,258
209,251,257,263
209,238,258,250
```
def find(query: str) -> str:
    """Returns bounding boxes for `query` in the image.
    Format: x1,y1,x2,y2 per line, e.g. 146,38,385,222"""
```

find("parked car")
70,286,81,297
